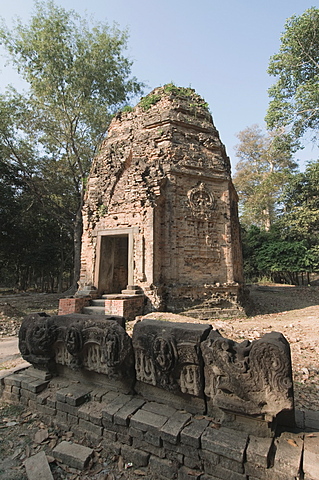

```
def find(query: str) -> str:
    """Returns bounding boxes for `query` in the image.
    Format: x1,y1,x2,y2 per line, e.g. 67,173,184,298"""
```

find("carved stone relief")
19,315,295,425
187,182,217,221
201,330,294,421
132,319,211,397
19,314,134,384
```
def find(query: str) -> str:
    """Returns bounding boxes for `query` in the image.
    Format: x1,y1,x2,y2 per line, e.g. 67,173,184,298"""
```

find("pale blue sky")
1,0,318,170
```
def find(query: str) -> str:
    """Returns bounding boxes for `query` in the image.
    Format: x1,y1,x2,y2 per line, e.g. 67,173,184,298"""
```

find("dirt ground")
0,284,318,479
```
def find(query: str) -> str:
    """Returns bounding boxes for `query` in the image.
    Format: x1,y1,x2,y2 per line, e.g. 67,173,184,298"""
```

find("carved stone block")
201,330,294,423
132,319,211,413
19,313,134,390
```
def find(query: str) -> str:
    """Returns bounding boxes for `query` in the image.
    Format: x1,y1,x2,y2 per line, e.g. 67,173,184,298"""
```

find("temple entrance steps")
82,298,106,315
82,293,145,321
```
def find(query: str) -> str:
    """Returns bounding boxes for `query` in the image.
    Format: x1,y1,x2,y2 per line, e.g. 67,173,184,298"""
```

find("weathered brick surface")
246,435,274,468
149,455,178,479
56,386,91,406
180,418,210,448
78,418,103,437
132,438,166,458
160,411,191,444
102,394,132,422
78,86,244,317
53,441,93,469
303,432,319,480
24,451,54,480
114,397,145,426
304,409,319,431
58,297,90,315
273,431,303,478
201,426,248,463
2,366,312,480
121,444,149,467
130,408,168,433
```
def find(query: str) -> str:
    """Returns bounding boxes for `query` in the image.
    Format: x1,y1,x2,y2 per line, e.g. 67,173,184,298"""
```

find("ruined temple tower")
78,85,244,318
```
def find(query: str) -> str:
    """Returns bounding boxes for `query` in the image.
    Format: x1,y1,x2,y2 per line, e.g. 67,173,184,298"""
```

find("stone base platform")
1,366,319,480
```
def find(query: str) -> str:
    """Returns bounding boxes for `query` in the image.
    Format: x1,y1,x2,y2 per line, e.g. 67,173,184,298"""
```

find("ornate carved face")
152,335,177,372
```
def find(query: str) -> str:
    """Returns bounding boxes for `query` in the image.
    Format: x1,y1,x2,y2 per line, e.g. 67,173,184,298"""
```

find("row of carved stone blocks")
2,368,319,480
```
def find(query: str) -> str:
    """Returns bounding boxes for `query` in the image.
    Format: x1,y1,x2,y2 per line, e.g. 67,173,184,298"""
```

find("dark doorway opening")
98,235,128,294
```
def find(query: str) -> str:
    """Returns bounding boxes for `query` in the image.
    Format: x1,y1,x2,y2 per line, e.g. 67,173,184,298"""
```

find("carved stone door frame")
94,227,138,293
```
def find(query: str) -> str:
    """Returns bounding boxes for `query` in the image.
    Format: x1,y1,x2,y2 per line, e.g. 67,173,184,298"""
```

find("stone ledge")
2,366,319,480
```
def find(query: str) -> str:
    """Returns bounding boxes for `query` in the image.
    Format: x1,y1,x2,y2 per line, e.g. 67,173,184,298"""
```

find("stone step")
91,299,105,307
82,306,105,315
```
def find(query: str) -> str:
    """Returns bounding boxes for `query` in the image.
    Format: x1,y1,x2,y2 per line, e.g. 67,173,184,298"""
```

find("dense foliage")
0,1,143,291
242,160,319,284
266,7,319,144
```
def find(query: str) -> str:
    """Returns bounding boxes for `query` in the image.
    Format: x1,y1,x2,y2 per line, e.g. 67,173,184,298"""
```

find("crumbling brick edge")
1,366,319,480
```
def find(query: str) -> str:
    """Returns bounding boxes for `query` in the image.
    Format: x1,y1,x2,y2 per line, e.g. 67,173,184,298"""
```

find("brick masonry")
2,367,318,480
78,86,245,318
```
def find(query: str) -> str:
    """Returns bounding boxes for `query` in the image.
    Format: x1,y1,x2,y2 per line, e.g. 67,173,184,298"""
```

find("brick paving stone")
246,435,274,468
130,408,168,433
114,397,145,426
24,451,54,480
303,432,319,480
56,386,92,406
121,444,149,467
132,438,166,458
78,418,103,437
201,426,248,463
160,411,191,444
273,431,303,478
89,403,104,425
102,394,133,422
213,464,247,480
184,455,202,470
145,430,162,447
142,401,177,418
21,378,49,393
180,417,210,448
78,402,92,421
53,441,93,469
219,455,244,474
56,401,78,416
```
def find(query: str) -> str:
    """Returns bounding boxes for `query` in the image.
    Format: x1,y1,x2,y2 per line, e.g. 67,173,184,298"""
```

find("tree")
266,7,319,144
233,125,297,229
0,95,74,291
279,160,319,248
0,1,143,290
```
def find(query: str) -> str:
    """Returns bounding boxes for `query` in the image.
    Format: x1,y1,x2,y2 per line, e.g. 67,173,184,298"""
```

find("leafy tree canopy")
266,7,319,144
233,124,297,229
0,1,143,288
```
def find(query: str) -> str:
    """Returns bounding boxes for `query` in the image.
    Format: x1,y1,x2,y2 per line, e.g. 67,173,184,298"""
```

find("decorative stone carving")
132,319,211,398
19,313,57,370
19,314,134,386
187,182,217,220
201,330,294,422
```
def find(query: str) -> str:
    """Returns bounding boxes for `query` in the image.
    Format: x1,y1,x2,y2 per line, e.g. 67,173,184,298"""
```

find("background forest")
0,3,318,291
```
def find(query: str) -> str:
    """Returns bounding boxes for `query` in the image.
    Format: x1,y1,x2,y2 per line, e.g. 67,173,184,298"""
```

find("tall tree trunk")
65,191,84,294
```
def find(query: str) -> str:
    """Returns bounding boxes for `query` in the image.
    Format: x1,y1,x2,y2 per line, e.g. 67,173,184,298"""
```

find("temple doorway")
98,235,129,294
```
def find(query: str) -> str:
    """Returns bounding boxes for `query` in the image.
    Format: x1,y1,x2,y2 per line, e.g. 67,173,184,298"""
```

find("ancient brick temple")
78,85,244,317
